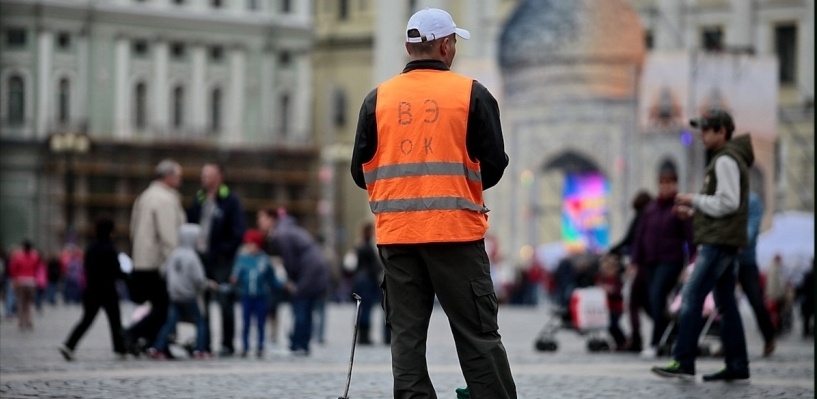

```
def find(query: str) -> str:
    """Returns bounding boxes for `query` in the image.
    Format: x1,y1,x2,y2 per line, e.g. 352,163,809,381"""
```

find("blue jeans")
648,261,684,346
241,296,267,352
153,299,206,353
290,295,317,352
673,245,748,374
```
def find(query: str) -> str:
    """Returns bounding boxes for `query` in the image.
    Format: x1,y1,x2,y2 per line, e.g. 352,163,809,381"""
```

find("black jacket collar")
402,59,450,73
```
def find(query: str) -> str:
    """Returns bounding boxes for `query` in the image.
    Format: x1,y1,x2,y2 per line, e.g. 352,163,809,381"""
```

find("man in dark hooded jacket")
652,109,754,382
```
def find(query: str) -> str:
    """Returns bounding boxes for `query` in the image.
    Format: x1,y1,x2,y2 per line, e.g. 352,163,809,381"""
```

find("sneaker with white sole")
651,360,695,380
639,347,657,359
59,344,74,361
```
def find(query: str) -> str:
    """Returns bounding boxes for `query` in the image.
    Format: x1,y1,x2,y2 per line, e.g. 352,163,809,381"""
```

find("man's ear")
439,38,450,57
405,42,412,56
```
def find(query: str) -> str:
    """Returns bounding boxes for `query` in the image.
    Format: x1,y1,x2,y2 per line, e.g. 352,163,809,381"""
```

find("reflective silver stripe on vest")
369,196,489,214
364,162,481,185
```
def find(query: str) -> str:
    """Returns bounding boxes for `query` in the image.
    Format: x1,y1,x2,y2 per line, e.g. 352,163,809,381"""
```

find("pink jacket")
9,249,44,283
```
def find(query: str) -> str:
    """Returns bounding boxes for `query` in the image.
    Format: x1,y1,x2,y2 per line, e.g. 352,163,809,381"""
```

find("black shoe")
702,368,749,382
651,361,694,380
218,347,234,357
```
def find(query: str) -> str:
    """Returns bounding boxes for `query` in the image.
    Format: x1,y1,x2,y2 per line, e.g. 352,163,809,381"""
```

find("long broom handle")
340,293,363,399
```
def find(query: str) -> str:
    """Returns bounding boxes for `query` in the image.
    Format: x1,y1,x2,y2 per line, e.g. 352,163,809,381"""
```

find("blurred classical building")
313,0,812,262
0,0,320,252
631,0,814,213
311,0,517,252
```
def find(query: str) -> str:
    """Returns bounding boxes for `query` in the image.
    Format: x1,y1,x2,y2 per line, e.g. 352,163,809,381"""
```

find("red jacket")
9,249,43,282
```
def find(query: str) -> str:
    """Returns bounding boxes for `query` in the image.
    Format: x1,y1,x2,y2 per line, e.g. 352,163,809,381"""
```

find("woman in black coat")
60,217,127,360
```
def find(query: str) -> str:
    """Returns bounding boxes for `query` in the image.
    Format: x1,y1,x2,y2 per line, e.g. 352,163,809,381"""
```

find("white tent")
756,211,814,272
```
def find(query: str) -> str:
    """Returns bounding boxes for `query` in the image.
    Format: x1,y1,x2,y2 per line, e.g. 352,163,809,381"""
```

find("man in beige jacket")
125,159,186,354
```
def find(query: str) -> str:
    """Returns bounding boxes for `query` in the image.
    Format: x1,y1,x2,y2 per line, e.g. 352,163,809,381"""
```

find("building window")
339,0,349,20
173,86,184,128
211,87,222,132
333,89,346,127
279,51,291,66
248,0,258,10
644,29,654,50
173,0,185,4
212,0,222,8
6,28,27,47
280,93,290,136
57,32,71,50
58,78,70,124
7,75,25,126
133,39,149,56
135,82,147,129
171,42,186,59
701,26,723,52
775,24,797,84
281,0,291,13
210,45,223,62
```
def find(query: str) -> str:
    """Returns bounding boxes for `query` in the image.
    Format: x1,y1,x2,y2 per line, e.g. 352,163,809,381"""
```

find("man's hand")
285,281,297,295
675,193,694,206
672,204,695,220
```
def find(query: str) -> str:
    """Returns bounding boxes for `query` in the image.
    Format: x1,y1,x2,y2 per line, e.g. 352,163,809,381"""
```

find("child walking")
231,229,281,358
597,254,626,351
149,223,213,360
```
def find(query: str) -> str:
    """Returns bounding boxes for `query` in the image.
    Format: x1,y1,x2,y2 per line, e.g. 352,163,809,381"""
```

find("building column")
373,2,407,85
36,29,53,139
657,0,683,50
191,44,207,135
227,46,245,143
294,53,312,144
260,48,277,139
153,39,169,134
114,35,130,138
76,31,89,125
800,1,814,100
729,0,752,51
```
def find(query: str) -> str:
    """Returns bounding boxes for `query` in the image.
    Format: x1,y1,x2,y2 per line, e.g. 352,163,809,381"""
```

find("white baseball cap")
406,8,470,43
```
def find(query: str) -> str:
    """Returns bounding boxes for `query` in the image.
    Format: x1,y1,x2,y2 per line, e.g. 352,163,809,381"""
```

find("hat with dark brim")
690,109,734,131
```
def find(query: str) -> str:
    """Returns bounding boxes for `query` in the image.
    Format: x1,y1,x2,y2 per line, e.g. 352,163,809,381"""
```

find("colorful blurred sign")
562,173,610,252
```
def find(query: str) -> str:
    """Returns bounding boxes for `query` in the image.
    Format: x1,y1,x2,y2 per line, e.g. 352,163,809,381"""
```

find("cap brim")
455,28,470,40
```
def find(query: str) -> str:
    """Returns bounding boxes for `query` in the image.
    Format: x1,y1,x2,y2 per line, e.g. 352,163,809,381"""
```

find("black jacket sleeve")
351,88,378,189
466,81,508,190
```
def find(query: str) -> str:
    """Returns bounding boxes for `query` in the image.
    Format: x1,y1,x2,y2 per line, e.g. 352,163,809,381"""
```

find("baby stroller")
654,263,720,357
534,286,612,352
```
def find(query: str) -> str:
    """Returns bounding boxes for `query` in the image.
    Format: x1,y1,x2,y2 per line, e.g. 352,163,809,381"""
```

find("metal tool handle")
340,293,362,399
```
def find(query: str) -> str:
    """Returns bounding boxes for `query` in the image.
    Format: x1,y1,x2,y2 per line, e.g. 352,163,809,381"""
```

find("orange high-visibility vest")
363,69,488,245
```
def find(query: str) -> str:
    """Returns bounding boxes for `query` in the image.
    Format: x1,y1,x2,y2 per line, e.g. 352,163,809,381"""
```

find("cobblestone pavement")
1,300,813,398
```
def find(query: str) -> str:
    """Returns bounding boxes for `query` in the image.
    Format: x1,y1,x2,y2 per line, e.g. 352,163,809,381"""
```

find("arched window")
210,87,222,132
8,75,25,126
58,78,70,124
135,82,147,129
173,85,184,128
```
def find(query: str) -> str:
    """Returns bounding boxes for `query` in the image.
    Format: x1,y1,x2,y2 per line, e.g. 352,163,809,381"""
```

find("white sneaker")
640,347,657,359
59,344,74,361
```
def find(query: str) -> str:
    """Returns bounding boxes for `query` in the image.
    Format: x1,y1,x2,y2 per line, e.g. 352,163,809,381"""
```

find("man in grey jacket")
126,159,187,353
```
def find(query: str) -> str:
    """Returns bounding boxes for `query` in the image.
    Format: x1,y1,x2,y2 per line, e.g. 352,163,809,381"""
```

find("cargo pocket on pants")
471,276,499,333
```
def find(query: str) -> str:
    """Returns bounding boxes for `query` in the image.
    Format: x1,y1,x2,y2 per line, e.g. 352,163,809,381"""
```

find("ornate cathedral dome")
499,0,645,71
